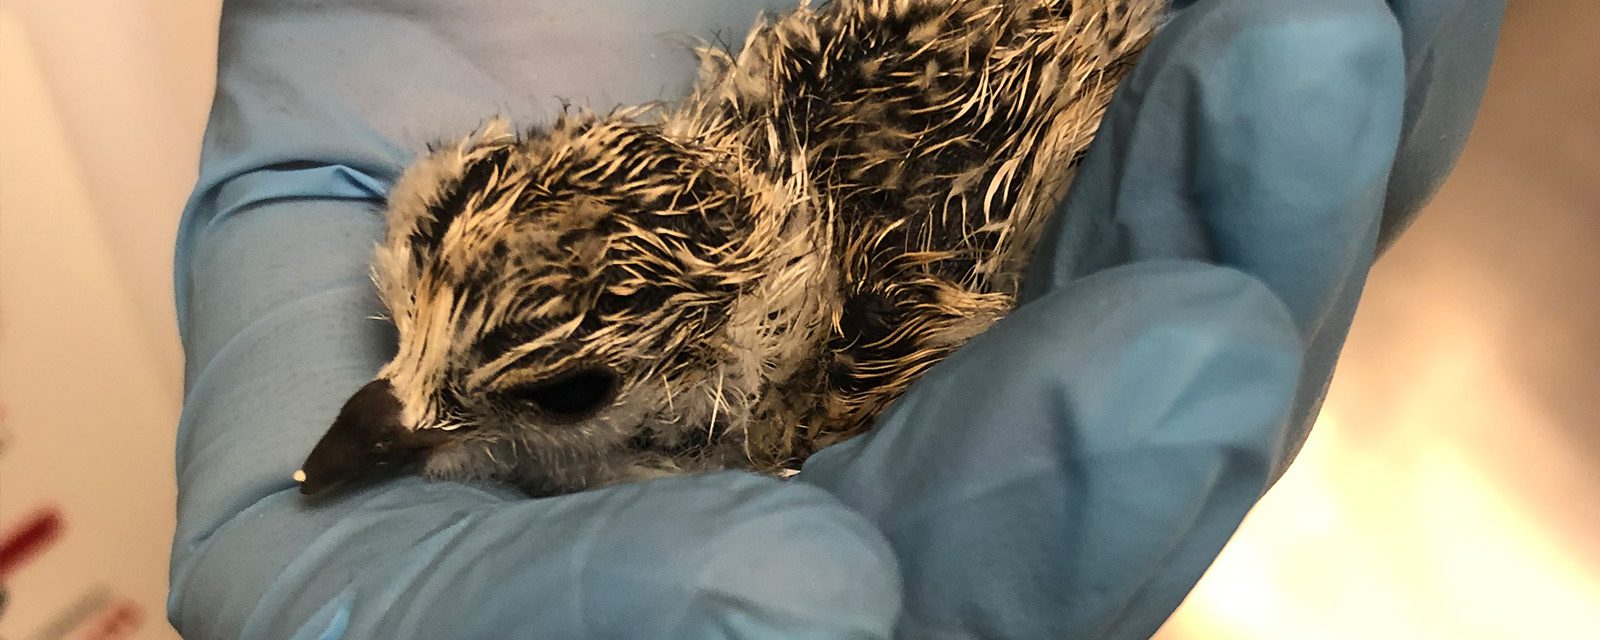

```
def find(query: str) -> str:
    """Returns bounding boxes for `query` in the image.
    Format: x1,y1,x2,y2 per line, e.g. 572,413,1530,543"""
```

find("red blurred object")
0,506,65,579
73,599,145,640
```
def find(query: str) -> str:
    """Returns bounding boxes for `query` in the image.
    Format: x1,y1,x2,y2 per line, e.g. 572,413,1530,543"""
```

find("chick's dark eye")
501,367,620,422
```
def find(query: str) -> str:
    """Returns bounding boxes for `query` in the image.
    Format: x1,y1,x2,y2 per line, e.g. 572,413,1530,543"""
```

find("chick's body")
695,0,1160,462
300,0,1161,496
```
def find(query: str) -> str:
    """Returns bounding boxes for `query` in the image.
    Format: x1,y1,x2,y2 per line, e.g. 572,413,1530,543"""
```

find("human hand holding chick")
170,0,1502,638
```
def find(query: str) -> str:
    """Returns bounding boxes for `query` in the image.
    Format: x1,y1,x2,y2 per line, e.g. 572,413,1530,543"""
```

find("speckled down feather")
331,0,1162,495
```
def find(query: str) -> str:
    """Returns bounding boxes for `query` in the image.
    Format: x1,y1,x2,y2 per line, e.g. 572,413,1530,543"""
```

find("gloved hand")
168,1,1502,639
805,0,1505,635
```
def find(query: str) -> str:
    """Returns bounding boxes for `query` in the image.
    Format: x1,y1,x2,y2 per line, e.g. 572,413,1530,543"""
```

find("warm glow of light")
1159,285,1600,639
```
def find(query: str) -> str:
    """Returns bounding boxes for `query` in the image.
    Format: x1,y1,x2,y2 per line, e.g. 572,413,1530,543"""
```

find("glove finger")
1022,0,1406,338
195,0,785,165
1377,0,1506,249
802,261,1303,639
1017,0,1408,468
172,473,901,640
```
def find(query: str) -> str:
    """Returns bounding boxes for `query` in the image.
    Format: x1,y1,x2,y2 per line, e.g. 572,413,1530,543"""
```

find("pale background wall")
0,1,1593,638
2,1,215,638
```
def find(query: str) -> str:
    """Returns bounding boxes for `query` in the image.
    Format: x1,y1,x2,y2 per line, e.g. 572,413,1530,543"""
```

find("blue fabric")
169,1,1503,638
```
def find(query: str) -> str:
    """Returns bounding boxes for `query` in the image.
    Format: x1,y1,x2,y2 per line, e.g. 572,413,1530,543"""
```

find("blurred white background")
0,1,1594,638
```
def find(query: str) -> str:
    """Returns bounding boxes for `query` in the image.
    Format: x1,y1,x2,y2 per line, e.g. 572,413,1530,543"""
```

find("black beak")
295,379,449,496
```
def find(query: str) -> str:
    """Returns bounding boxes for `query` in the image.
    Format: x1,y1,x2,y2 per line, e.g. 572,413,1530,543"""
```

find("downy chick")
297,0,1162,497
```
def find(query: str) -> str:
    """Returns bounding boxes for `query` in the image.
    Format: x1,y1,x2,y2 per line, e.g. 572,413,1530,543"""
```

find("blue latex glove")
168,1,1502,638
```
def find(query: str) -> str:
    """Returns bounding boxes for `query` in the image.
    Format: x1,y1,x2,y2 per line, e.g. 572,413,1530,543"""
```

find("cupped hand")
170,1,1501,638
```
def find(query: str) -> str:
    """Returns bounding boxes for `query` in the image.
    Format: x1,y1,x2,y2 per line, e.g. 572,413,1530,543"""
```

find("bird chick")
298,0,1163,497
